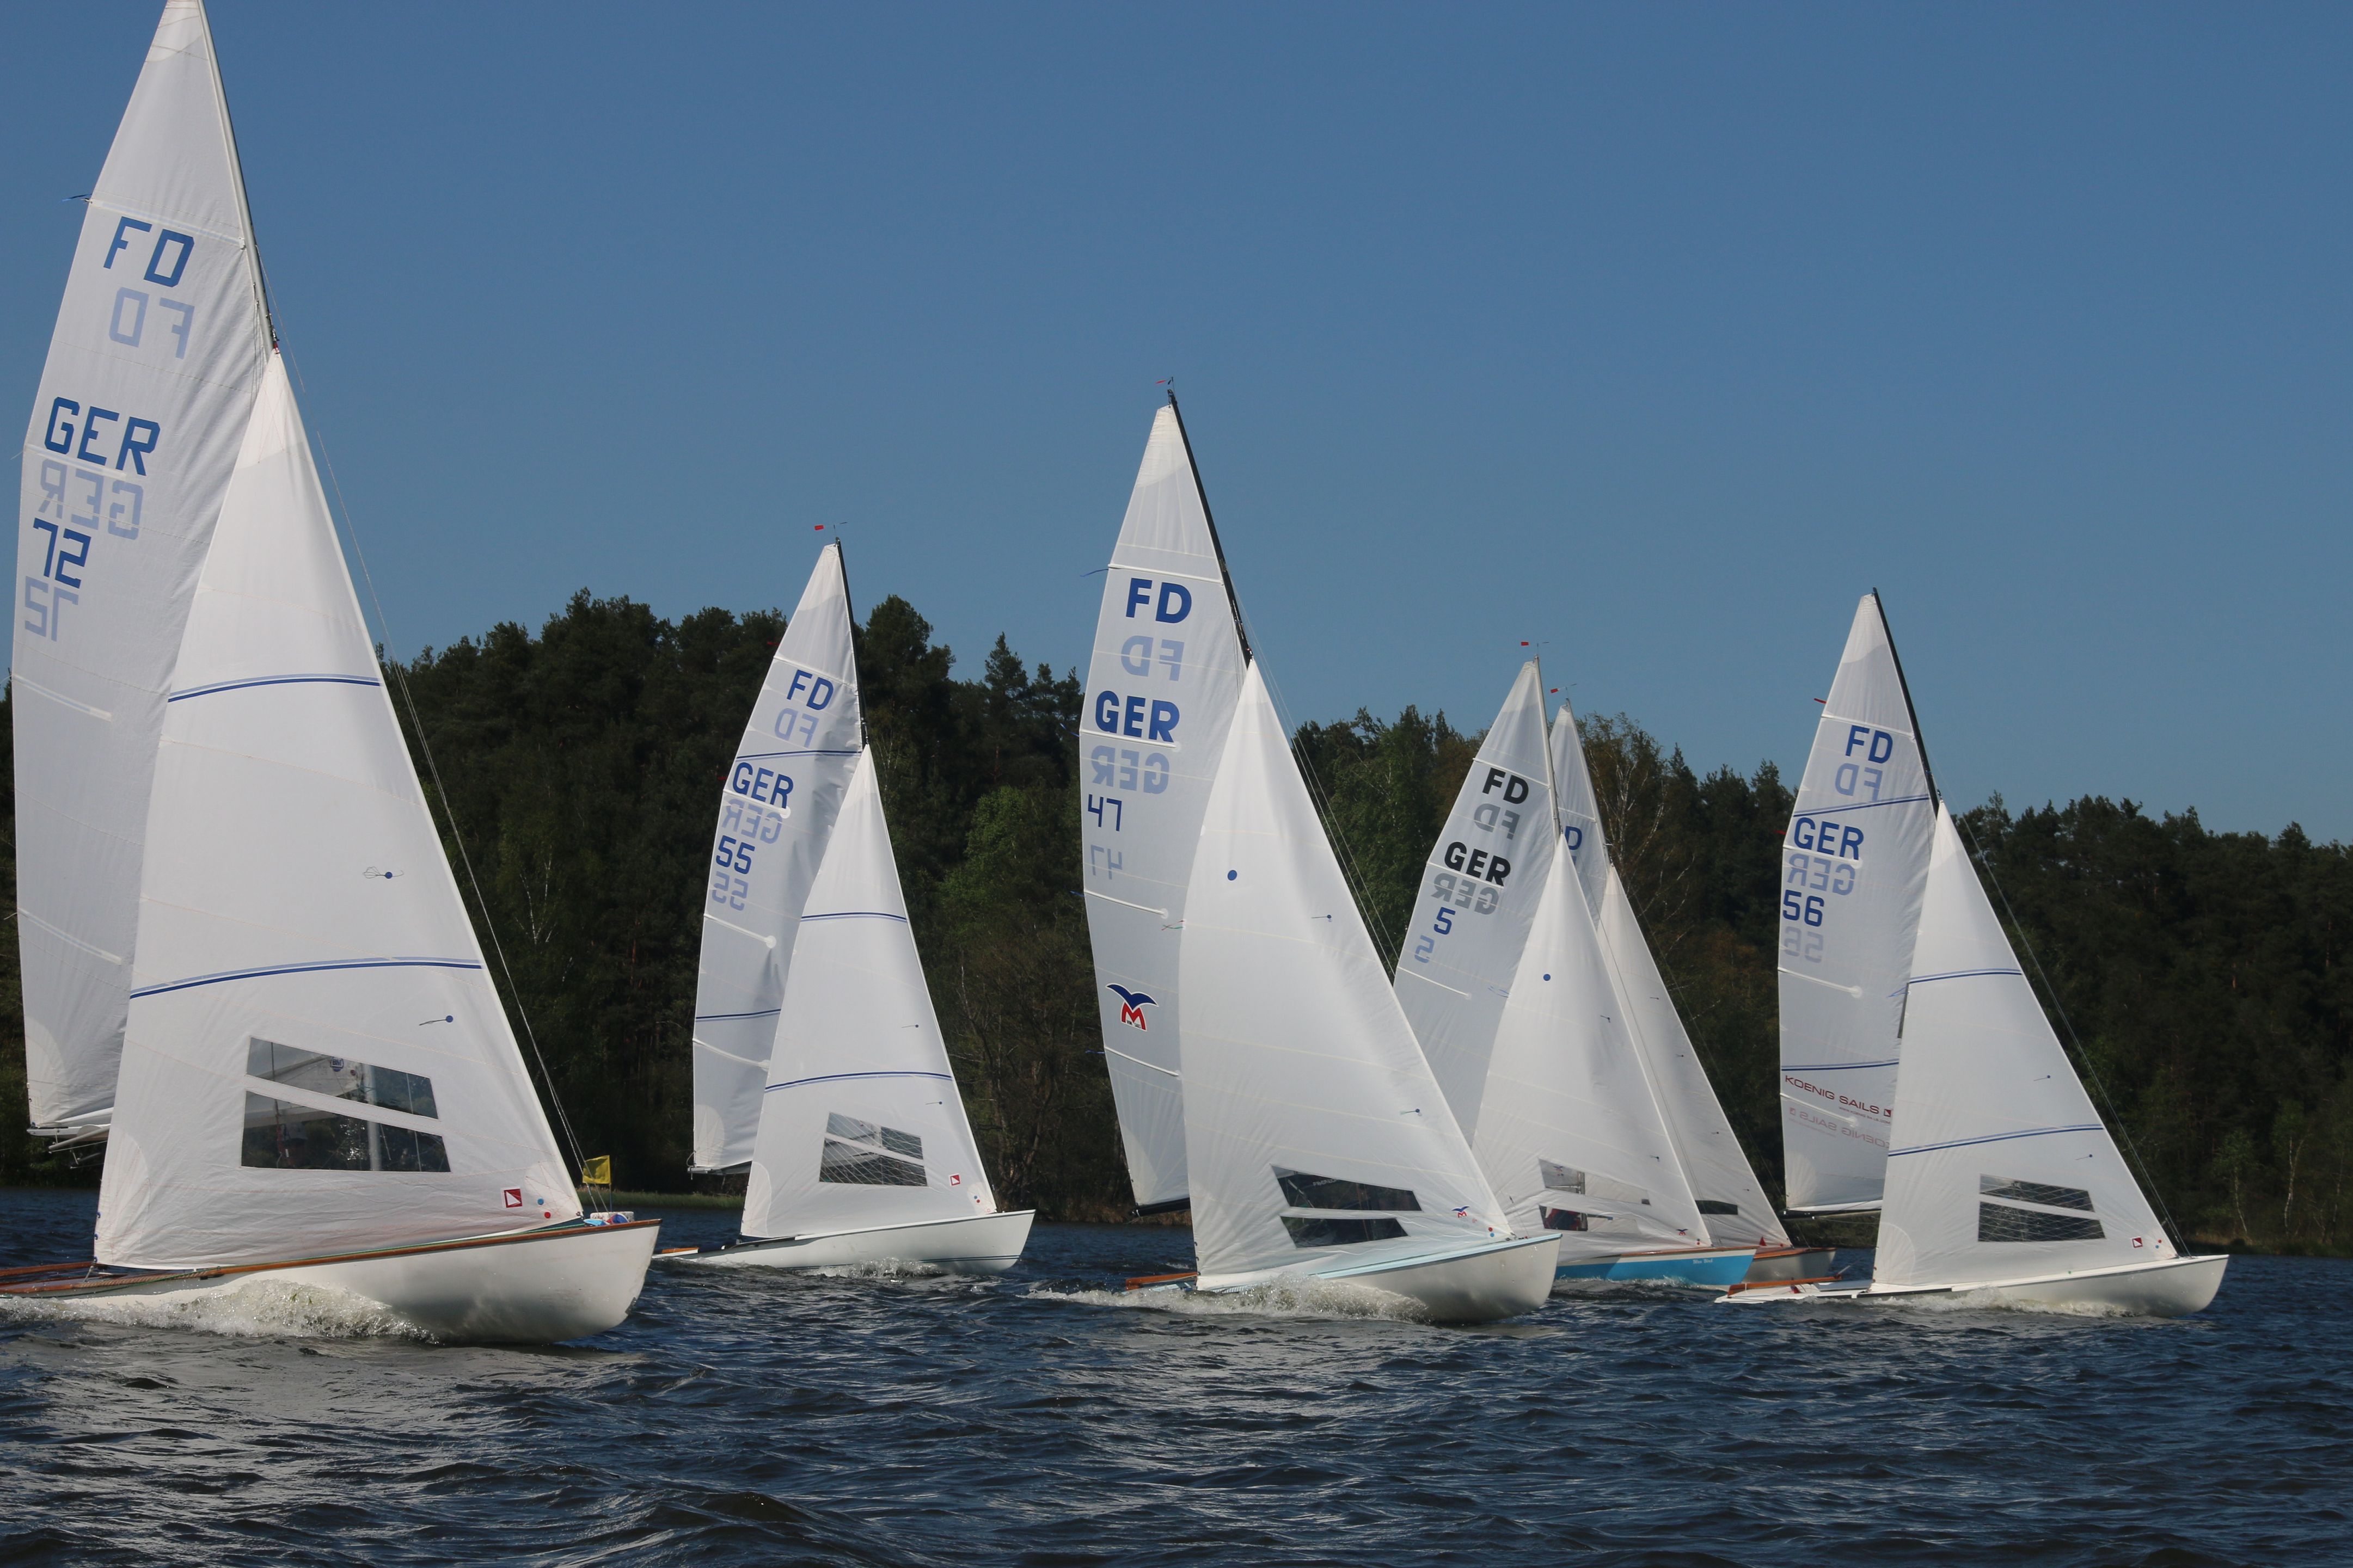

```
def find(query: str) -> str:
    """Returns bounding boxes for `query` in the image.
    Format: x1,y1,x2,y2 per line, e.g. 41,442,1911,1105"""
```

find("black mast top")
1871,586,1939,809
1164,389,1252,663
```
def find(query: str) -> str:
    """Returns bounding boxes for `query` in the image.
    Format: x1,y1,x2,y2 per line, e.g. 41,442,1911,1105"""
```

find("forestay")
690,544,862,1171
96,359,577,1269
1079,405,1247,1211
1551,700,1787,1250
14,0,273,1134
1472,847,1709,1260
1874,807,2175,1289
1394,661,1556,1140
1180,663,1509,1284
743,749,998,1239
1778,594,1937,1213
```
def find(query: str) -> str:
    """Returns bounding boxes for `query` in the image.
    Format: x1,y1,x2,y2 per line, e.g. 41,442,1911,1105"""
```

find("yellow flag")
579,1155,611,1188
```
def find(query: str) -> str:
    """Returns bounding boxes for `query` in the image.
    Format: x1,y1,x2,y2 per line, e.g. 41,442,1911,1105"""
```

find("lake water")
1,1188,2344,1566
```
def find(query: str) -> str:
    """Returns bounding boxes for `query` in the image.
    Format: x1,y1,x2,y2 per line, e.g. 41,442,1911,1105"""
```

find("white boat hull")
0,1220,661,1343
1726,1252,2229,1318
1200,1233,1561,1323
664,1209,1035,1275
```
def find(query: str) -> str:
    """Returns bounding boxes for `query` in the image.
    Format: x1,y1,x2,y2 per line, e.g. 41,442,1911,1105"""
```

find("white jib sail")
690,543,862,1171
743,748,998,1239
14,0,273,1133
1180,662,1510,1286
1079,405,1247,1210
1472,845,1709,1260
1778,594,1938,1213
1875,806,2174,1289
96,357,577,1269
1550,700,1788,1249
1393,661,1556,1140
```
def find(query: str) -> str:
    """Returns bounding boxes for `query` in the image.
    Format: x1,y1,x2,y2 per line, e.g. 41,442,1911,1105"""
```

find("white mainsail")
1470,846,1711,1258
1180,662,1511,1285
742,749,1000,1239
1079,403,1247,1212
96,358,578,1269
1550,700,1788,1250
1393,661,1557,1140
1777,594,1938,1214
1873,806,2176,1289
690,544,862,1171
14,0,273,1135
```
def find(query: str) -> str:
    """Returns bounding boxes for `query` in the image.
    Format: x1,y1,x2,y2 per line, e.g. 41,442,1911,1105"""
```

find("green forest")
4,592,2349,1255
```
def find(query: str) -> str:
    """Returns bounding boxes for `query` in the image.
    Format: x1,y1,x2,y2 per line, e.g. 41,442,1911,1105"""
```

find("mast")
1873,587,1940,808
1163,390,1251,664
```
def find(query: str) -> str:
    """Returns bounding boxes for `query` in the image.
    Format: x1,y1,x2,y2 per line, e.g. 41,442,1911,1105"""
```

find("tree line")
3,592,2346,1253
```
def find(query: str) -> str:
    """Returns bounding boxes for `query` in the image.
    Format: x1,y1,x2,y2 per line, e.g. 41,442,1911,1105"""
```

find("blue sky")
8,3,2349,838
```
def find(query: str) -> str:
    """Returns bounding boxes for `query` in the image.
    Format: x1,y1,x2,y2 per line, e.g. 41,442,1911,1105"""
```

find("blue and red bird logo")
1107,985,1156,1030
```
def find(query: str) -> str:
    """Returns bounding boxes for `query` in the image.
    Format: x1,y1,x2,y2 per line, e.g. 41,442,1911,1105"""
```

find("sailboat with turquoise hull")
3,2,657,1343
1399,665,1751,1288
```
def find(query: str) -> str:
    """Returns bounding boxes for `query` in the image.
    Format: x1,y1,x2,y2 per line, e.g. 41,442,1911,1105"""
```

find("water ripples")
2,1190,2345,1566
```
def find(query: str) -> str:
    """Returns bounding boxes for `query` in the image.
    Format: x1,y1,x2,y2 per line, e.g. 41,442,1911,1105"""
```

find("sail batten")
689,544,862,1171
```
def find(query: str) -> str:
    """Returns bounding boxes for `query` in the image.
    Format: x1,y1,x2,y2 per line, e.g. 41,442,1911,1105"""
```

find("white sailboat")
1174,662,1558,1320
1399,665,1749,1289
1776,593,1939,1219
1549,697,1822,1284
1077,397,1248,1217
689,543,863,1173
4,2,656,1343
667,750,1034,1272
1732,805,2227,1315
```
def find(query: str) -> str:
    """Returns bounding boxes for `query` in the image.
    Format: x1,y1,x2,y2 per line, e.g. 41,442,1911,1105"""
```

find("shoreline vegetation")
4,591,2346,1257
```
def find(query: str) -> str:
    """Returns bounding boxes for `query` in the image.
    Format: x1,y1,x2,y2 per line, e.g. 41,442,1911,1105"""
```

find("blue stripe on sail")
1793,794,1934,818
800,911,908,924
131,956,482,999
695,1007,783,1022
1784,1059,1900,1072
1887,1125,2105,1158
766,1070,949,1093
732,748,862,763
168,674,383,702
1909,968,2027,985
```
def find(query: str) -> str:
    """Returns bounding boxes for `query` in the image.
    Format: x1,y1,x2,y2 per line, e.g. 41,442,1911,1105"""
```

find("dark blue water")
0,1188,2343,1566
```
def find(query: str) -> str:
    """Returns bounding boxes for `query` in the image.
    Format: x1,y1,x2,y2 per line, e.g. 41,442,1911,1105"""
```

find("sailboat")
4,2,657,1342
1774,593,1939,1222
1176,661,1559,1318
1548,696,1825,1283
1078,398,1248,1219
689,544,865,1175
1731,804,2228,1315
669,748,1032,1271
1399,665,1750,1288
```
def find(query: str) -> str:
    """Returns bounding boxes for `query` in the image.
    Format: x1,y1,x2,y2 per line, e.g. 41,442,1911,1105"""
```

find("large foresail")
1079,403,1247,1212
97,359,576,1268
1777,594,1938,1214
1472,845,1709,1260
1180,663,1509,1284
743,749,998,1240
690,544,862,1171
1874,806,2174,1289
1551,699,1786,1249
1393,662,1556,1139
14,0,272,1134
